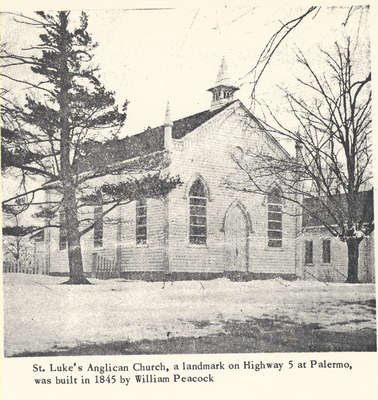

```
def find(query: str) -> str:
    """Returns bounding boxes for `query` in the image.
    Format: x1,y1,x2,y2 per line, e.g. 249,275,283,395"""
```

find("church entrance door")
224,205,248,272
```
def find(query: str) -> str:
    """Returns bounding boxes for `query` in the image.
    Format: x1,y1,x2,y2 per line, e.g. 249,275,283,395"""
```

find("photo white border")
1,1,377,399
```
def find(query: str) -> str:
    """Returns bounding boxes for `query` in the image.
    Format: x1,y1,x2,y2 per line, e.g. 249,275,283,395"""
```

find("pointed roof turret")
208,57,239,110
164,100,173,150
164,100,173,127
215,56,232,86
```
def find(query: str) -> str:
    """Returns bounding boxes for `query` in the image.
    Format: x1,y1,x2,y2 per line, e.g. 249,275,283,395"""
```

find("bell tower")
207,57,239,110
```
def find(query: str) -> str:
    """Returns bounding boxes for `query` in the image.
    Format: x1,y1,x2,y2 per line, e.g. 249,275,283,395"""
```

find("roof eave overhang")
207,85,239,92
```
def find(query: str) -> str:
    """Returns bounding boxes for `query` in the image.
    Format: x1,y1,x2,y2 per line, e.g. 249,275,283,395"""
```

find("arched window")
267,188,282,248
189,179,207,244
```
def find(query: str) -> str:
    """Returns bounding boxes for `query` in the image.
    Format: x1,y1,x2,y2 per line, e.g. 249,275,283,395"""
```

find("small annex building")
300,191,375,283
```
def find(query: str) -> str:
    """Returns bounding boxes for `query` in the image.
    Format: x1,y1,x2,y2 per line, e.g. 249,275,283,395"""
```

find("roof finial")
164,100,173,127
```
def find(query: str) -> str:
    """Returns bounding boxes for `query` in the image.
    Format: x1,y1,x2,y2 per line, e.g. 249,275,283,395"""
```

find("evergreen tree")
1,11,180,283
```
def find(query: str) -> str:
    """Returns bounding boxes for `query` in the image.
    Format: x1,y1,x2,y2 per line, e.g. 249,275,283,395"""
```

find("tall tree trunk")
346,238,362,283
57,12,89,285
62,189,90,284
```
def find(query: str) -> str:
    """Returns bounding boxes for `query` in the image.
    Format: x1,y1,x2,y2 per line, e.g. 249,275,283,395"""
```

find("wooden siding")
165,101,297,275
119,198,167,272
46,204,119,274
301,230,375,283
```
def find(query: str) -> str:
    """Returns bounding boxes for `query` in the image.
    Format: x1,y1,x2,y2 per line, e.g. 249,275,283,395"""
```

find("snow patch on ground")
3,274,376,356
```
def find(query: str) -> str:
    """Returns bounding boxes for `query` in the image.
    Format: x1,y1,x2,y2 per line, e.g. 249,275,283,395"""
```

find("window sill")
304,263,314,267
264,247,284,252
136,243,149,248
187,243,208,248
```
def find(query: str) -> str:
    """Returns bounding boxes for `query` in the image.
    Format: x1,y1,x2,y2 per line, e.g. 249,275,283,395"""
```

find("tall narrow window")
189,179,207,245
322,239,331,263
136,198,147,245
305,240,313,264
94,205,103,248
267,188,282,247
59,211,67,250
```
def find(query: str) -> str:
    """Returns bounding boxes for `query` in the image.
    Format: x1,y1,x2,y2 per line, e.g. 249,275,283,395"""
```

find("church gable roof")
79,101,236,172
171,101,235,139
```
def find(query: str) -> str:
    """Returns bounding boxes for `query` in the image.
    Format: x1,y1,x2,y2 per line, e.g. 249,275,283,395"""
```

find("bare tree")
242,6,318,108
2,201,34,270
242,5,367,111
231,38,372,283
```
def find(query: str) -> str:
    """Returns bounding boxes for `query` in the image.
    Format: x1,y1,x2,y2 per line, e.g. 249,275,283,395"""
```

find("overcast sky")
1,2,371,139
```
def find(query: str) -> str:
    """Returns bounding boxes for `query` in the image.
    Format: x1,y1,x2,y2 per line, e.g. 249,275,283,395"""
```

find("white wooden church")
33,59,374,282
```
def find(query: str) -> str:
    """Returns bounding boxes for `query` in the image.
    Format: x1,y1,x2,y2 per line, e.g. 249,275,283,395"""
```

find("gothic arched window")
267,187,282,248
189,179,207,245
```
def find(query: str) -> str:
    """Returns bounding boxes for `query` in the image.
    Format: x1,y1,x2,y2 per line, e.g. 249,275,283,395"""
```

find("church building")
33,58,374,282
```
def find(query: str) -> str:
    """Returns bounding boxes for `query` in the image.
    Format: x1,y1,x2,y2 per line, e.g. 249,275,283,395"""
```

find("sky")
1,2,371,140
0,2,374,234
